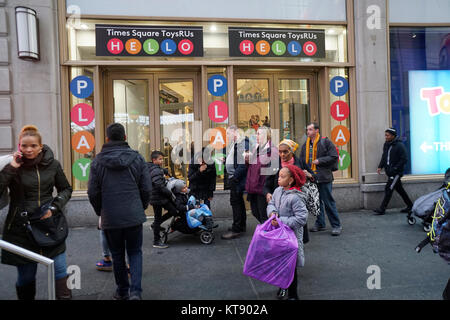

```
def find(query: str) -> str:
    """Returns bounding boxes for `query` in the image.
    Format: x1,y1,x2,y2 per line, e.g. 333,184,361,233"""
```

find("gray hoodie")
266,186,308,267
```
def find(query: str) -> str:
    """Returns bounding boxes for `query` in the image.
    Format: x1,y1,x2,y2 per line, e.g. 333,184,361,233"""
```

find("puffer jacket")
147,162,173,206
378,137,408,177
266,186,308,267
88,141,151,230
0,145,72,266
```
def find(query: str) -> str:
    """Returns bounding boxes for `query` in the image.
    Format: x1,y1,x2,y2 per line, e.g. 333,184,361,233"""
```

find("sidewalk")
0,209,448,300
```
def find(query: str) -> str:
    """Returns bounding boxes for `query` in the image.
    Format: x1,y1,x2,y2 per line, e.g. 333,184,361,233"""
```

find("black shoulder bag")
18,178,69,248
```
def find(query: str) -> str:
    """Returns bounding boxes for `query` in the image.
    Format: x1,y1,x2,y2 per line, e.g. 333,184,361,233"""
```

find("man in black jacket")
300,123,342,236
222,126,250,240
88,123,151,300
373,128,413,215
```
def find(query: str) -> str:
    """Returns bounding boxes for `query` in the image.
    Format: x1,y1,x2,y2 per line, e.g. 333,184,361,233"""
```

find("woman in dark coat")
188,147,217,208
0,125,73,300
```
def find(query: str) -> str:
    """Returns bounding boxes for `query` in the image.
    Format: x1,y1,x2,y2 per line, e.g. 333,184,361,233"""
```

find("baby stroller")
409,168,450,232
159,178,217,245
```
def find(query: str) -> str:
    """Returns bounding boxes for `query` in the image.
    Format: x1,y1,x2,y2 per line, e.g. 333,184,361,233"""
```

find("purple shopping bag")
243,215,298,289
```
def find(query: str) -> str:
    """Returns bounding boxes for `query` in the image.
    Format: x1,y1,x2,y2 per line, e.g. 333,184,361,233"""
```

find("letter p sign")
208,75,228,97
70,76,94,99
330,76,348,97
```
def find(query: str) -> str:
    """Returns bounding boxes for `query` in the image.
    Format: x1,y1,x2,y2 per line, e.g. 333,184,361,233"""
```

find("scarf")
305,134,320,172
281,157,295,168
21,151,44,168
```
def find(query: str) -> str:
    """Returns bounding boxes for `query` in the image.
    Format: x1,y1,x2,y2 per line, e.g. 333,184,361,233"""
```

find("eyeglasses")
279,150,291,154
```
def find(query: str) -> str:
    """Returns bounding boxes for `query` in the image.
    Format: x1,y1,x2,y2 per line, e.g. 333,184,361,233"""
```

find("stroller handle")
415,237,431,253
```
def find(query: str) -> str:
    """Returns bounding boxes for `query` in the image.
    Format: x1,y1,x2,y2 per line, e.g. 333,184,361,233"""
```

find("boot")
16,280,36,300
55,276,72,300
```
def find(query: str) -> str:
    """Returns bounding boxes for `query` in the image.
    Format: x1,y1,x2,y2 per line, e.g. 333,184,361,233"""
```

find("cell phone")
16,144,24,164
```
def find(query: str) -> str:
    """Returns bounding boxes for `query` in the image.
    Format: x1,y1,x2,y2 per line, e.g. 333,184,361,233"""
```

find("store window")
66,19,347,63
390,27,450,175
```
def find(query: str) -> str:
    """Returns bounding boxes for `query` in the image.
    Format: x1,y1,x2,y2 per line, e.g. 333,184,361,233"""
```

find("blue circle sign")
287,41,302,56
330,76,348,96
208,75,228,97
161,39,177,55
70,76,94,99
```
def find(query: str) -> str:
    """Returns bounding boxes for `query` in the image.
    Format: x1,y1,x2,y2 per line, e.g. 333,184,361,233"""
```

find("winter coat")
225,137,250,194
88,141,151,230
263,155,316,197
246,141,278,195
299,137,338,184
188,156,217,201
173,191,190,215
148,162,173,206
378,137,408,177
266,186,308,267
0,145,72,266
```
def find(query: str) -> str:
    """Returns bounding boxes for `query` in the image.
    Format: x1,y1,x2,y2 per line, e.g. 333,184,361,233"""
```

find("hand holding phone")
11,145,24,168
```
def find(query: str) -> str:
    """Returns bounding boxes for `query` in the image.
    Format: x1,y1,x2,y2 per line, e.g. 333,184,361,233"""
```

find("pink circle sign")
71,103,95,126
330,100,349,121
208,101,229,123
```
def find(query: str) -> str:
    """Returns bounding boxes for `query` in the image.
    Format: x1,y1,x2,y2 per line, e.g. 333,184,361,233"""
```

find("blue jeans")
16,252,68,287
100,230,111,258
315,182,341,229
104,224,143,296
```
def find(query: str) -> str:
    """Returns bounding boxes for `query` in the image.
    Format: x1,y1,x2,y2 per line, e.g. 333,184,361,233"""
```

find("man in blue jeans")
88,123,151,300
300,123,342,236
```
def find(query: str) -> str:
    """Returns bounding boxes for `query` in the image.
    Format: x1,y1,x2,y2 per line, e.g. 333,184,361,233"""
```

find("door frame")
233,70,318,135
104,70,200,153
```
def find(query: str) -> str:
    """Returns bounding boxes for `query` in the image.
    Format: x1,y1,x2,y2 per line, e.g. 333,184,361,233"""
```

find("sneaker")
277,288,288,300
221,231,241,240
129,292,142,300
112,291,129,300
400,207,412,213
331,227,342,236
96,259,113,272
309,225,326,232
373,208,385,215
153,240,169,249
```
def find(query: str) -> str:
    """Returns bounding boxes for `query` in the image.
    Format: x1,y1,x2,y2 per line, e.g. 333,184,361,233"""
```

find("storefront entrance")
104,68,317,181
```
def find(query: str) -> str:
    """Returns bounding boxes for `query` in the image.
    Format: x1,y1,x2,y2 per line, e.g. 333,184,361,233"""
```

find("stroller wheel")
200,231,215,245
407,217,416,225
423,224,431,233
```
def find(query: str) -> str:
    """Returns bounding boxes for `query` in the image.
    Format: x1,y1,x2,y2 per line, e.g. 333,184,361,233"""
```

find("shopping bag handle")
261,214,281,231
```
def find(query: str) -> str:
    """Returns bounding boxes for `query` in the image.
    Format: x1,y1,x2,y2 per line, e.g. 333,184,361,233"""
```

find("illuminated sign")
409,70,450,175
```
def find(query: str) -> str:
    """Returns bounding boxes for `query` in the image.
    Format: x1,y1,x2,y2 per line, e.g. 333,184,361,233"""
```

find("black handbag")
18,178,69,248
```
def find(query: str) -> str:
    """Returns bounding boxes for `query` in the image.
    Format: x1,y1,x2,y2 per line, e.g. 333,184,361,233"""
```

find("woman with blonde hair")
0,125,73,300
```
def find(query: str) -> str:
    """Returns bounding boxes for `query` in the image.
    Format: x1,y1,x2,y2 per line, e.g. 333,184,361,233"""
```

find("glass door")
112,79,151,161
278,78,310,150
157,78,194,180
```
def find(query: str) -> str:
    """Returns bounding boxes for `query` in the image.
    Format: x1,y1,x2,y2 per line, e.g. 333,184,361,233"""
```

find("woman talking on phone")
0,125,73,300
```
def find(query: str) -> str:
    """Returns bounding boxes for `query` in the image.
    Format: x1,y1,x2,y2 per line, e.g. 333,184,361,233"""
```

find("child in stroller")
409,168,450,232
159,178,217,245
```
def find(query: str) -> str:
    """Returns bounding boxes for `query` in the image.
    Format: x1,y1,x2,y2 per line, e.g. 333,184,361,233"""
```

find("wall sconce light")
15,6,40,61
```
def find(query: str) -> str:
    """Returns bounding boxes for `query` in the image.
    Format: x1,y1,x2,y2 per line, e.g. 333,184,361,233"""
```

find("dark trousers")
152,202,178,242
248,193,268,224
104,224,143,296
288,267,298,298
380,175,413,211
230,181,247,233
443,278,450,300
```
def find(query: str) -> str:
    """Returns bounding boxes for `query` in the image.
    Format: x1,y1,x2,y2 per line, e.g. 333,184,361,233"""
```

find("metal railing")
0,240,55,300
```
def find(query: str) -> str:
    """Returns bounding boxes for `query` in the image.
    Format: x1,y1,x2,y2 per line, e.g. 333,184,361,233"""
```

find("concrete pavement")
0,209,448,300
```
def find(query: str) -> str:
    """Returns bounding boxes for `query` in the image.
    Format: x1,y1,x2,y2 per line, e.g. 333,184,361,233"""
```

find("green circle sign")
143,39,159,55
72,158,91,181
272,41,286,56
212,153,225,175
338,150,351,171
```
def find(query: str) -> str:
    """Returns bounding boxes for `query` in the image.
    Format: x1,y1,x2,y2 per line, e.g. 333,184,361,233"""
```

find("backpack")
426,184,450,263
319,137,339,172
